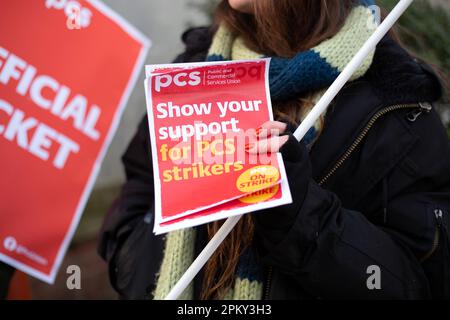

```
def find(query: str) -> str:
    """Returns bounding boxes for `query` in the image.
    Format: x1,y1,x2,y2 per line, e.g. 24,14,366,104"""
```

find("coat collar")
309,35,441,203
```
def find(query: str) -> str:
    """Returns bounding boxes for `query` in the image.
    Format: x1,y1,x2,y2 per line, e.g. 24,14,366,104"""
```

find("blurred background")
7,0,449,299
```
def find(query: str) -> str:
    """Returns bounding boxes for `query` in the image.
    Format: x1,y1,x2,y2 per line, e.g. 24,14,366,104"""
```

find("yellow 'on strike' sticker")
236,165,280,193
238,184,279,204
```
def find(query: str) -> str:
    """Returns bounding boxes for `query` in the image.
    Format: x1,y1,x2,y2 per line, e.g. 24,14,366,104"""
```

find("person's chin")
228,1,253,14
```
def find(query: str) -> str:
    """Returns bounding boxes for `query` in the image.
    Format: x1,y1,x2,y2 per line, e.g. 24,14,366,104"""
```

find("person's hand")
245,121,290,154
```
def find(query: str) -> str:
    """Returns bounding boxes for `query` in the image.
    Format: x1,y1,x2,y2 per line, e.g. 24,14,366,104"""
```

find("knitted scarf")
153,1,377,300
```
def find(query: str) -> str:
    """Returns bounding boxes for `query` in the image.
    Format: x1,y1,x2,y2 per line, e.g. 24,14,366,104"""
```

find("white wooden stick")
293,0,413,141
165,0,414,300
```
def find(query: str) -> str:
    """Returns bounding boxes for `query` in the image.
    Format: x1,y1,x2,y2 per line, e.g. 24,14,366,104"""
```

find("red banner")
145,60,292,234
0,0,149,283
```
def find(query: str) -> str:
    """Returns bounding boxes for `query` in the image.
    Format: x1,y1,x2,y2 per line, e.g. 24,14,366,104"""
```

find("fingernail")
245,143,254,152
255,127,263,136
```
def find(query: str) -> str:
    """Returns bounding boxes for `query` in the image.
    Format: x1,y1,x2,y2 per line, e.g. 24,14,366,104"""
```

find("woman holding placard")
99,0,450,300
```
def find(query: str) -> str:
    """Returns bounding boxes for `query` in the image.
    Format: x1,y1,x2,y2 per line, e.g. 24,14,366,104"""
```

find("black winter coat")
98,27,450,300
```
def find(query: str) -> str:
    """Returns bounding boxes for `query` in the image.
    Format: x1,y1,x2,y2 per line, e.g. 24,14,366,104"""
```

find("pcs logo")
45,0,93,30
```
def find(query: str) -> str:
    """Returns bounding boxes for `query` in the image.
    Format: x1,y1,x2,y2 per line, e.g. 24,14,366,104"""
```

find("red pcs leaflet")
145,59,292,234
0,0,150,283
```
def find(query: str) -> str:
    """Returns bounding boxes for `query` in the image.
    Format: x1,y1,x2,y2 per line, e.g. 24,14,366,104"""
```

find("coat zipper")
264,266,273,300
420,209,443,263
318,102,432,186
